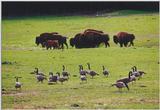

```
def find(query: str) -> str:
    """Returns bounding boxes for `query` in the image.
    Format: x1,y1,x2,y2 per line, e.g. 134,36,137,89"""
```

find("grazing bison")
84,31,110,47
113,32,135,47
43,40,60,50
70,30,110,48
35,32,68,49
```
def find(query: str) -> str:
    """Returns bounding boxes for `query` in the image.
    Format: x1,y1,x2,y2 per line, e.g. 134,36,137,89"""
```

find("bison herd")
35,29,135,49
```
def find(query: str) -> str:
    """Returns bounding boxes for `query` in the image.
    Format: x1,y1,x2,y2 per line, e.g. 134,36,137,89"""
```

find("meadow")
2,10,159,109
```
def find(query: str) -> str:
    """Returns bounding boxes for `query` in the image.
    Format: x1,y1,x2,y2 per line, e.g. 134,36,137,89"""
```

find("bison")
113,32,135,47
43,40,60,50
70,30,110,48
35,32,68,49
84,29,103,34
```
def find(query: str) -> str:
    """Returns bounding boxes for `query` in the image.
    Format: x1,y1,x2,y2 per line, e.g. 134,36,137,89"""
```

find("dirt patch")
129,98,159,104
2,61,17,65
139,85,147,87
2,90,39,97
71,103,80,107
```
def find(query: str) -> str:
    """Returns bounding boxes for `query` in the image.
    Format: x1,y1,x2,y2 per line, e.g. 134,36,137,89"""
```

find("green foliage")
2,11,159,109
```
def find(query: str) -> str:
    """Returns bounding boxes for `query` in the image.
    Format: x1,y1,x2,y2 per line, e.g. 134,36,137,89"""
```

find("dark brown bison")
43,40,60,50
35,32,68,49
113,32,135,47
70,30,110,48
84,29,103,34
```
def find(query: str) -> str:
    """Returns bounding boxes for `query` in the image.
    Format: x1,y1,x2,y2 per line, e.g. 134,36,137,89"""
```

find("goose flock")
14,64,146,92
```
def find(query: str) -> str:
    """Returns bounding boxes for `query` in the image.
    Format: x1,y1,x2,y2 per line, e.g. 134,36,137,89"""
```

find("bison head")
103,34,110,41
130,34,135,41
35,36,40,46
70,38,75,47
113,35,119,44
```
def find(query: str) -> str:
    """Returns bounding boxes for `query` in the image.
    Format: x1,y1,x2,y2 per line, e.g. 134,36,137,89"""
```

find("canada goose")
102,65,109,77
62,65,70,79
79,65,88,76
80,74,87,83
129,74,136,85
48,72,59,84
35,68,46,76
134,66,146,75
111,81,129,91
116,71,134,90
15,76,22,90
35,72,47,83
87,63,99,78
131,66,146,79
57,72,67,84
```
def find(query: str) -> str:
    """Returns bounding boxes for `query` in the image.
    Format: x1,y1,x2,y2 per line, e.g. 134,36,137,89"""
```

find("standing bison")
43,40,60,50
70,29,110,48
113,32,135,47
35,32,68,49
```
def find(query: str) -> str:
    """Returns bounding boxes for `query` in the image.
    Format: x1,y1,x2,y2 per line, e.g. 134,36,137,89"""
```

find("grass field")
2,10,159,109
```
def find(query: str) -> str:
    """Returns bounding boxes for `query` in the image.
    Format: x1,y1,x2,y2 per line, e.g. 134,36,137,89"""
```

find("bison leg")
120,43,123,47
107,42,110,47
64,42,68,49
129,41,134,47
61,44,64,49
124,42,128,47
105,42,110,47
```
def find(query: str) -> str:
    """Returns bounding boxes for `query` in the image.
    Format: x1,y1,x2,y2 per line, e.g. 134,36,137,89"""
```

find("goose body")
89,70,99,78
80,75,87,82
15,82,22,89
87,63,99,78
131,66,146,79
48,72,58,83
102,66,109,77
116,71,132,84
36,73,46,83
112,82,129,90
62,65,70,79
116,71,134,90
15,77,22,90
57,72,67,84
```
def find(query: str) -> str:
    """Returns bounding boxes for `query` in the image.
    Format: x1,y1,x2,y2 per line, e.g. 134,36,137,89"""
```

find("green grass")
2,10,159,109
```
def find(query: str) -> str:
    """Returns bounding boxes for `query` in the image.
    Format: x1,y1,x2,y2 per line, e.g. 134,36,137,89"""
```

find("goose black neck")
132,67,135,72
35,68,38,73
87,63,91,70
128,71,131,79
102,66,105,70
81,65,84,70
134,66,137,71
63,65,65,71
16,78,18,82
57,72,60,76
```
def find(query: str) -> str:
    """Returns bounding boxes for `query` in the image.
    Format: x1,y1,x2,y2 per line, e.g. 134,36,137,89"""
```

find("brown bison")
43,40,60,50
35,32,68,49
70,30,110,48
113,32,135,47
